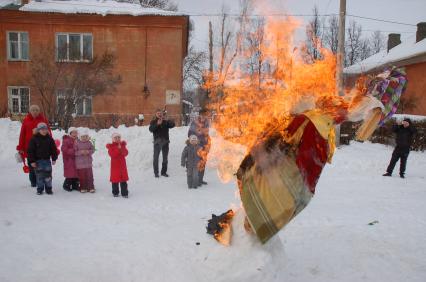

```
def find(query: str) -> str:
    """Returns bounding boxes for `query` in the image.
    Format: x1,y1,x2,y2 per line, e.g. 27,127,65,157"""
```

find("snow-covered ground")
0,118,425,282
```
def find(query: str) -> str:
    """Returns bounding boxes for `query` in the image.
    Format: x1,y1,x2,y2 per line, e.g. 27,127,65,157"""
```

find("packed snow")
0,118,425,282
344,36,426,75
0,0,14,8
19,0,185,17
393,114,426,122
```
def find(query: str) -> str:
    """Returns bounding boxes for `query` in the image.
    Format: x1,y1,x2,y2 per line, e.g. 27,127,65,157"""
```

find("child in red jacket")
106,133,129,198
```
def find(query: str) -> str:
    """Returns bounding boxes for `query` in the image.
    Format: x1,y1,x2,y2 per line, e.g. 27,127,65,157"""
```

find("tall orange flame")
204,16,365,182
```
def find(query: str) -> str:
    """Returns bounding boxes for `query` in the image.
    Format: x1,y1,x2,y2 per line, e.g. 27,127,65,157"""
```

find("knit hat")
111,132,121,139
189,135,198,143
68,127,78,134
79,128,90,137
403,118,412,124
37,122,48,130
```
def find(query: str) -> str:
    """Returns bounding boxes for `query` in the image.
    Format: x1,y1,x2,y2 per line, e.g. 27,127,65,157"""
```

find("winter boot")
382,172,392,177
400,173,405,179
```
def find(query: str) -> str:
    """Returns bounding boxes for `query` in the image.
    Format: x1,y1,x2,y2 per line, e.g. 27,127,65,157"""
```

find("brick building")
0,0,189,127
344,23,426,116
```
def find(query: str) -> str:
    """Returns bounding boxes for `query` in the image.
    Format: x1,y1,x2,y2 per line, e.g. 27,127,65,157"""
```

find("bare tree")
244,17,266,88
28,46,122,130
323,15,339,54
370,30,386,54
345,20,363,66
183,46,207,90
359,38,372,61
303,5,323,62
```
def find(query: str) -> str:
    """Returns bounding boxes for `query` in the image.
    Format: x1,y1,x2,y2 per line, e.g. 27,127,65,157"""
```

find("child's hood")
106,140,127,149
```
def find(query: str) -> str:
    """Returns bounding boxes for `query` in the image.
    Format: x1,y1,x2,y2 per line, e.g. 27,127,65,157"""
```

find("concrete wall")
0,10,188,127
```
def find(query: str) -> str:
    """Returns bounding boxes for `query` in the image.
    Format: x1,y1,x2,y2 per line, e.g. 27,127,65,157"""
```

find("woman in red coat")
106,133,129,198
16,105,51,187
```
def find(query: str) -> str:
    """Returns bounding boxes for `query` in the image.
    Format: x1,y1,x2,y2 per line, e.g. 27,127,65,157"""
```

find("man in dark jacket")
27,123,58,195
383,118,417,178
188,109,210,185
149,109,175,177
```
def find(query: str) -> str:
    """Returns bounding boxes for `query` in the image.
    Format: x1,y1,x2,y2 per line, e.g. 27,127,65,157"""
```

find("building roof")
344,36,426,75
15,0,185,17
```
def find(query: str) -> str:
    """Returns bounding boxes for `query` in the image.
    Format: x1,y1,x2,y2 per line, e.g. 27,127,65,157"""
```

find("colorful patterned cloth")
367,67,407,126
237,110,336,243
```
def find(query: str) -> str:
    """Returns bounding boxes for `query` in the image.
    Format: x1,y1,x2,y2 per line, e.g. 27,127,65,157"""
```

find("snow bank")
392,113,426,122
19,0,185,17
0,0,14,8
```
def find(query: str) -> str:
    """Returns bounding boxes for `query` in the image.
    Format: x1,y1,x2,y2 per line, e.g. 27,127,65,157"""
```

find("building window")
57,89,93,116
7,32,29,61
8,87,30,114
56,33,93,62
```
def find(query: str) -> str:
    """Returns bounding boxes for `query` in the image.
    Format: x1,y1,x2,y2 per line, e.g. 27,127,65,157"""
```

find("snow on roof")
19,0,185,17
0,0,15,8
344,36,426,75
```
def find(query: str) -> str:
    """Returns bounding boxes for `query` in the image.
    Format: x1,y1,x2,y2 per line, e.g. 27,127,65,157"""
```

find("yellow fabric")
303,110,336,163
283,119,309,146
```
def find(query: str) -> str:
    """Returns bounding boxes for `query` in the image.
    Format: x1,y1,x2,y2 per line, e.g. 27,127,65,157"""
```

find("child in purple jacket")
61,127,79,192
75,130,95,193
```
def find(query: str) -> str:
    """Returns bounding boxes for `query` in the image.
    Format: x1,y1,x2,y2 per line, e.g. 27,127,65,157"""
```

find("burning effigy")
205,16,407,245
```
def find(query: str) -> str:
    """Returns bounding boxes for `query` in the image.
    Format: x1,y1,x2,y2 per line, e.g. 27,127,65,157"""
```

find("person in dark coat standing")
27,122,58,195
16,105,51,187
188,109,210,185
383,118,417,178
149,109,175,178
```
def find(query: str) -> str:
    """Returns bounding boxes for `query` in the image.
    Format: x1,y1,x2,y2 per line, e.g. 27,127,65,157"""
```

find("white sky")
175,0,426,51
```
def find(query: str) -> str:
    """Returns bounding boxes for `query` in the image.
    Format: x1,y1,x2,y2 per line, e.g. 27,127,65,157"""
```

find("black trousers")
63,178,80,191
29,167,37,187
153,143,169,175
387,147,410,175
112,182,128,196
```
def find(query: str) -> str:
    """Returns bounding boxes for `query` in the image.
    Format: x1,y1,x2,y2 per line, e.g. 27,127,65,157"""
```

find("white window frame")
7,86,30,114
55,33,93,62
56,89,93,117
6,31,30,61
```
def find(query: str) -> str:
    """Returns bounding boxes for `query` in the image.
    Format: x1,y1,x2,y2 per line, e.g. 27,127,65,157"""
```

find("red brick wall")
0,10,188,127
404,62,426,115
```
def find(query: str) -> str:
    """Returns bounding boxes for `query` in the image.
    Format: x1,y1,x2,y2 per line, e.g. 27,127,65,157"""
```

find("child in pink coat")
61,127,79,191
75,130,95,193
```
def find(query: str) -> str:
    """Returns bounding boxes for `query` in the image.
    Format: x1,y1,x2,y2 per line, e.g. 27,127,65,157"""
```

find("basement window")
56,33,93,62
8,87,30,114
57,89,93,116
7,32,29,61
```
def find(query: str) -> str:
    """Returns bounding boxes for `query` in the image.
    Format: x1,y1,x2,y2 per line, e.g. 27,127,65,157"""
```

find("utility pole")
335,0,346,147
336,0,346,97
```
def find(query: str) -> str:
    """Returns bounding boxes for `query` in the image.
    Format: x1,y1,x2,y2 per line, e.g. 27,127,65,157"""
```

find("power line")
346,14,417,27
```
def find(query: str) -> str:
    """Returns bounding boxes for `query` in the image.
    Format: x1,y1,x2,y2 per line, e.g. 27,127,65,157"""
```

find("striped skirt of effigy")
237,111,335,243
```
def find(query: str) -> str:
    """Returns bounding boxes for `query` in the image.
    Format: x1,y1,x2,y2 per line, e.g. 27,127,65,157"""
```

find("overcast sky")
175,0,426,51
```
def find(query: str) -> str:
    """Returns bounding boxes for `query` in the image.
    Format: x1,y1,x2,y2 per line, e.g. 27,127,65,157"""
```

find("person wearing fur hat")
17,105,52,187
181,135,203,189
61,127,79,192
75,129,95,193
106,133,129,197
27,122,58,195
383,118,417,178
